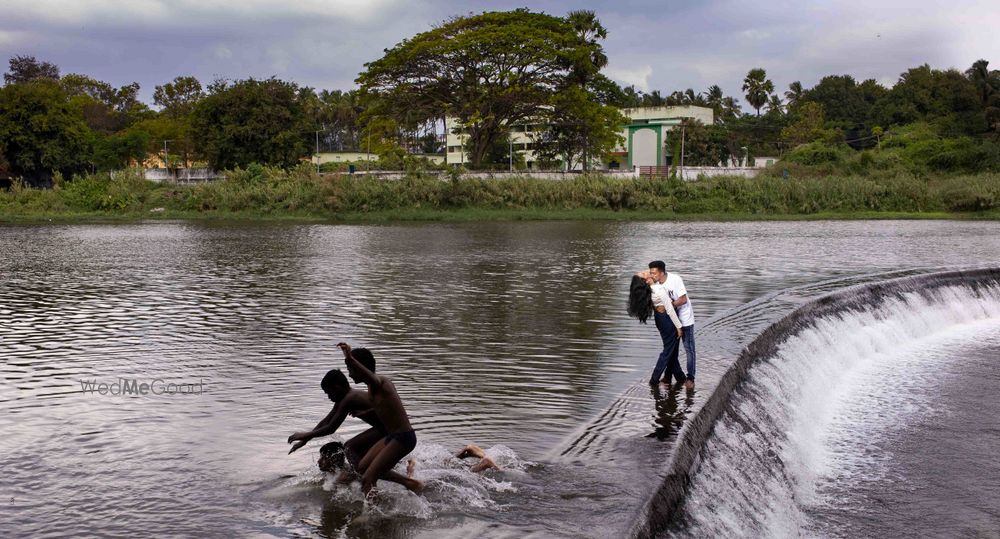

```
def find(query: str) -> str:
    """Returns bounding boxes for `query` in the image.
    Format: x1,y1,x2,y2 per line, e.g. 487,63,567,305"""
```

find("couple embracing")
633,260,697,389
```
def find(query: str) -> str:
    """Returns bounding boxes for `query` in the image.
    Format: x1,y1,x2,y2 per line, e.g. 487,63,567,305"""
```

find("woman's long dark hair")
627,275,654,324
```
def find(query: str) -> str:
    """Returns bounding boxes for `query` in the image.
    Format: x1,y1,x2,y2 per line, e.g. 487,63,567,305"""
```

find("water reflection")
647,384,696,441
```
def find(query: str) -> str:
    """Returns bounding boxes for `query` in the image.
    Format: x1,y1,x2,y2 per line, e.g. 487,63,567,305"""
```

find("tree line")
1,8,999,185
661,61,999,168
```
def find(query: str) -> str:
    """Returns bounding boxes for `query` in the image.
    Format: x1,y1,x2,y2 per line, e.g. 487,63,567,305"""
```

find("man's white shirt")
664,273,695,327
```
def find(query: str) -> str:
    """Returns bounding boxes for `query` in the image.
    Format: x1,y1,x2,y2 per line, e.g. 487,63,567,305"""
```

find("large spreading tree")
356,9,618,167
191,78,314,170
0,80,92,183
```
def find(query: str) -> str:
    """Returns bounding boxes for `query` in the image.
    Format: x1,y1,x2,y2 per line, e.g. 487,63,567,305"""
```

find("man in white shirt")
638,261,685,386
648,260,697,389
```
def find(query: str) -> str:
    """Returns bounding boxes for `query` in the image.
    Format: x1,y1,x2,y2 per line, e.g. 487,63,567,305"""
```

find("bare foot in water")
406,478,425,493
402,459,423,493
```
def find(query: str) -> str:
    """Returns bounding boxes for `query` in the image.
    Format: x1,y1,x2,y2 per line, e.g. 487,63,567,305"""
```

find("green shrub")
783,142,854,166
4,166,1000,219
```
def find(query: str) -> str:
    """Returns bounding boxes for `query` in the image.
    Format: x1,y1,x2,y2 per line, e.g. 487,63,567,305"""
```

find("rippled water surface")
1,220,999,537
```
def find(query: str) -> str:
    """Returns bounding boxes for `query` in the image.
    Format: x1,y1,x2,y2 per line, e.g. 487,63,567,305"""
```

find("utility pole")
509,128,513,172
315,130,320,174
367,127,372,172
162,139,175,168
679,125,686,180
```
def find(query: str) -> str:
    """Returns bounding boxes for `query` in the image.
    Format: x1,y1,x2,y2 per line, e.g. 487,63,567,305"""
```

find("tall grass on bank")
2,164,1000,220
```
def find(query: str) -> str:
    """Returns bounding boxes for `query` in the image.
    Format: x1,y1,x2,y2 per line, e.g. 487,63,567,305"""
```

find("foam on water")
253,443,531,535
672,283,1000,538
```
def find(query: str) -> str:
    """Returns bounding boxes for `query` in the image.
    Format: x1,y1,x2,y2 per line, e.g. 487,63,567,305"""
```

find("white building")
445,105,714,170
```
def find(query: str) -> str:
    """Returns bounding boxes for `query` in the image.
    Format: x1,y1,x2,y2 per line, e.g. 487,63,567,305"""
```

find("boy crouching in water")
338,342,422,495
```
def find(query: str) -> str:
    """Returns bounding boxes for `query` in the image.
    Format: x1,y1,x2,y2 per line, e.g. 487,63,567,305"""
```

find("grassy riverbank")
2,165,1000,223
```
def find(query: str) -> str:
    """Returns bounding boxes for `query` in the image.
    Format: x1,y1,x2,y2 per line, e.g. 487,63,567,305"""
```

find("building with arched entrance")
617,106,714,169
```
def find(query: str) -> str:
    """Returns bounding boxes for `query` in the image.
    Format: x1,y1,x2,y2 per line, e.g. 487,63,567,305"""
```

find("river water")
1,220,998,538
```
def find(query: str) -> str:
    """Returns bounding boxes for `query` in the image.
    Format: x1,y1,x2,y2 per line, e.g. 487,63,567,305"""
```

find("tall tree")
642,90,666,106
311,89,367,151
60,74,149,133
144,76,206,166
706,85,724,112
0,81,91,183
565,10,608,85
550,10,623,170
800,75,883,136
191,78,315,170
965,59,1000,133
4,55,59,85
742,68,774,116
668,118,729,166
784,81,804,109
965,59,998,103
875,64,983,135
357,9,609,166
780,101,840,146
703,85,741,124
765,94,785,116
153,76,205,118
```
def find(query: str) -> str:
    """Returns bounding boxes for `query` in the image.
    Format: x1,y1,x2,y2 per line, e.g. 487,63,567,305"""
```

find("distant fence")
638,166,672,178
144,168,224,183
139,166,759,183
331,170,646,181
676,166,760,180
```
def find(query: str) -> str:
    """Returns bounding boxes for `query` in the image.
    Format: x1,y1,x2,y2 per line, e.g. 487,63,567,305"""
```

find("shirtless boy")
287,369,381,464
338,342,423,495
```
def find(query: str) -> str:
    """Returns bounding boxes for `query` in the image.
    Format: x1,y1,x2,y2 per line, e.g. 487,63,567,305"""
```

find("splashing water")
672,284,1000,538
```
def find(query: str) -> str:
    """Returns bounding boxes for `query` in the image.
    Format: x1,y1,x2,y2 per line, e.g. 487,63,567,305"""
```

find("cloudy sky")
2,0,998,106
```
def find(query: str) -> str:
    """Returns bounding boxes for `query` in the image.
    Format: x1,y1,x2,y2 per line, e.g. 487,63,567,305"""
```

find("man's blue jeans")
681,324,696,381
650,311,685,384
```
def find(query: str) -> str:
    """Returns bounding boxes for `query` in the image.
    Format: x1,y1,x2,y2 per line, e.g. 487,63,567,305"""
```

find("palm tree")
766,94,784,115
721,96,742,118
705,85,725,124
684,88,707,106
665,90,686,106
742,68,775,116
784,81,804,109
965,59,1000,133
643,90,665,106
965,60,996,103
706,85,723,105
567,10,608,82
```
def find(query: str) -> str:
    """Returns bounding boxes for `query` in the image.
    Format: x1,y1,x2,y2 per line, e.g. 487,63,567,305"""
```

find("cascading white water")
672,283,1000,538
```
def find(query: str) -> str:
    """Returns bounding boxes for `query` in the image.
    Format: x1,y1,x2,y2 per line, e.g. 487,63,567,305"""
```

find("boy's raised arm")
338,342,380,388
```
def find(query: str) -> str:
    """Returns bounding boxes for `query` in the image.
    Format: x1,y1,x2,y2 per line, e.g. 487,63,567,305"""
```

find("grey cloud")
0,0,996,106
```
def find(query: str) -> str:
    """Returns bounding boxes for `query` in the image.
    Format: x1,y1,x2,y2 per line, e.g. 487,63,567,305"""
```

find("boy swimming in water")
317,441,346,472
338,342,423,495
456,444,500,473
